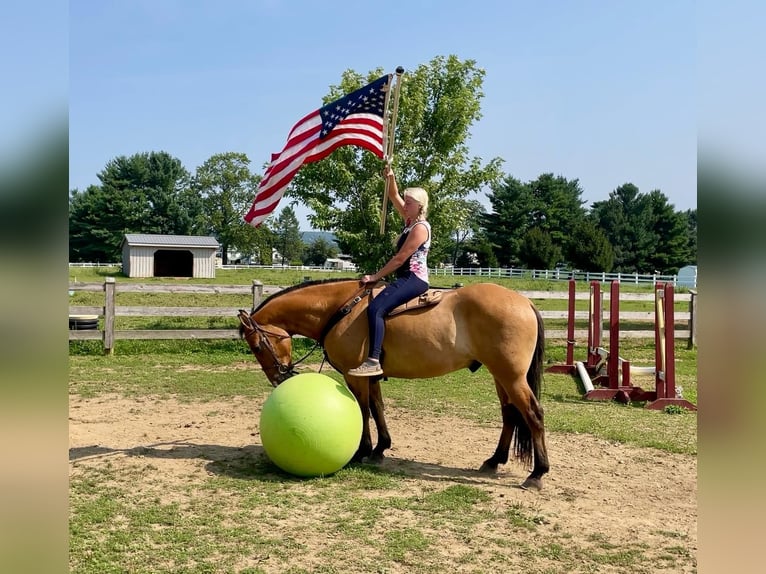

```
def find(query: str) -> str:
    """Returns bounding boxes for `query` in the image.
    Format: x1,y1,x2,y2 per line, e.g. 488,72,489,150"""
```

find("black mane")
252,277,358,313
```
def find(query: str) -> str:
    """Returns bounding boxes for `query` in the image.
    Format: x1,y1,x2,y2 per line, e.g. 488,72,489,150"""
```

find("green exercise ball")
259,373,363,477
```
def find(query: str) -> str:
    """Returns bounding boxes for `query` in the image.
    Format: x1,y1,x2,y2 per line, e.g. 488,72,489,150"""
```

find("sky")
67,1,708,230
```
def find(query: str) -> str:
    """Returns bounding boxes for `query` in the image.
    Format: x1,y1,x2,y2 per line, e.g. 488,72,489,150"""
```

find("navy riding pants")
366,273,428,360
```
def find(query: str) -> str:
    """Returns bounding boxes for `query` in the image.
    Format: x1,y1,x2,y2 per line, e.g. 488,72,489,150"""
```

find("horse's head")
237,309,297,387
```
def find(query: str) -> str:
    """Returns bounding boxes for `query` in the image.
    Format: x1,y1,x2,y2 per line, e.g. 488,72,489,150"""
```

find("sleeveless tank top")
394,220,431,283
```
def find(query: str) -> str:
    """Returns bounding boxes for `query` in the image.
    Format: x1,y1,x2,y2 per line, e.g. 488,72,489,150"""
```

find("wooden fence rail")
69,279,695,354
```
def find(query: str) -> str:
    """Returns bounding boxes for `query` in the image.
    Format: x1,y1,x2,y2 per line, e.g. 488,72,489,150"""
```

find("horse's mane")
252,277,358,313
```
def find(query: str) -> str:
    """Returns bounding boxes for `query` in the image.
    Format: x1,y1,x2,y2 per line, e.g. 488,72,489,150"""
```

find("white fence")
69,262,697,288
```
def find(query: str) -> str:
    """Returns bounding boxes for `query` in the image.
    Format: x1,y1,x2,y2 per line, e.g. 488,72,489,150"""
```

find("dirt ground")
69,393,697,572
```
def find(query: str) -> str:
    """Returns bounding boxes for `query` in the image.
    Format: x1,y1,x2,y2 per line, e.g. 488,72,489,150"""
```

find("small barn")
676,265,697,288
121,234,219,278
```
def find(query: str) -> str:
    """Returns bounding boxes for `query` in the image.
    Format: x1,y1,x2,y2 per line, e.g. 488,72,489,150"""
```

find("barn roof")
122,234,220,248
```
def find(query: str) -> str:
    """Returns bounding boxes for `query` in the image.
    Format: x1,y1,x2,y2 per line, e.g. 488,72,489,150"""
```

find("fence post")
688,289,697,349
252,280,264,310
103,277,115,355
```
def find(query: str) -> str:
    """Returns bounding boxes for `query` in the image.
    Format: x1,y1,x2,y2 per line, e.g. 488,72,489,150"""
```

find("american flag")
244,74,391,227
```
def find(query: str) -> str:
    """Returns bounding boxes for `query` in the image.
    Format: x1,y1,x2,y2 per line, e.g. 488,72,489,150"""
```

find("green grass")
70,457,694,572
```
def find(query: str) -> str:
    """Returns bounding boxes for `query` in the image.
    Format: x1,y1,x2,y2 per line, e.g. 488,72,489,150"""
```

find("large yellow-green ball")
259,373,363,477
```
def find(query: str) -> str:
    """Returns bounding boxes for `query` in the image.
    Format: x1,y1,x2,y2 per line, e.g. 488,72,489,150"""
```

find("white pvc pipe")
575,361,594,393
629,365,656,375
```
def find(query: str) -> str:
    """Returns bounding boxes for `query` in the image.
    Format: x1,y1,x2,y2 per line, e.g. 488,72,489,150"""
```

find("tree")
568,219,615,272
682,209,697,264
273,206,304,265
482,176,532,266
193,152,268,265
287,55,503,272
591,184,691,273
483,173,587,268
527,173,587,258
69,185,123,262
303,236,339,266
457,229,498,268
520,227,562,270
442,198,485,266
644,190,693,274
590,183,656,272
69,151,201,262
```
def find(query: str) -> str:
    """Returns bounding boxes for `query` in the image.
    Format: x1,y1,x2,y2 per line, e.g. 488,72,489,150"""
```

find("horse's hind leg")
520,394,549,491
480,377,549,490
368,376,391,462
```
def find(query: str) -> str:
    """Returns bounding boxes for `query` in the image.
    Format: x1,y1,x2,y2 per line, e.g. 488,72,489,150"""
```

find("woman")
347,165,431,377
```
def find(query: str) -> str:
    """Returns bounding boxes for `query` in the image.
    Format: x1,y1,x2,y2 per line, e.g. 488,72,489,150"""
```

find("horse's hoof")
520,477,543,491
351,452,367,463
367,452,385,464
478,462,499,474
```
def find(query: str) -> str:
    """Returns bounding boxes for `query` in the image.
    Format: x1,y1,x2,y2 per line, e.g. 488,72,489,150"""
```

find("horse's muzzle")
271,366,299,387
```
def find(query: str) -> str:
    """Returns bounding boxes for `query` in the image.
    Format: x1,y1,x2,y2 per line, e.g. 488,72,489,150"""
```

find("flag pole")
380,66,405,234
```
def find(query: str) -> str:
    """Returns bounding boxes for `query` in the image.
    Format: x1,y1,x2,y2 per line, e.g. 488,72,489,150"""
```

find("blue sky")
67,0,704,229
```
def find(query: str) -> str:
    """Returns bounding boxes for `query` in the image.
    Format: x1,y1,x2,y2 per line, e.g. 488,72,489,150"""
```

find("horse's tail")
527,304,545,400
511,303,545,464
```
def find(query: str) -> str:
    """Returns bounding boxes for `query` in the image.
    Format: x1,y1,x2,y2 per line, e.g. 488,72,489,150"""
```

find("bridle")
237,310,319,387
237,283,374,386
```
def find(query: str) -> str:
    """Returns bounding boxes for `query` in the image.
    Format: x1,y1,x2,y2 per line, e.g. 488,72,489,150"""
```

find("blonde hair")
403,187,429,218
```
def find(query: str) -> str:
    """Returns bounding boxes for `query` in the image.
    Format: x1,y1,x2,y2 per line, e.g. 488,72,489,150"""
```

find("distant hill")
301,231,338,245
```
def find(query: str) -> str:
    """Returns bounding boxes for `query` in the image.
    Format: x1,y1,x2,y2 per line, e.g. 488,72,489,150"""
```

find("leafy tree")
568,219,615,271
590,183,656,272
288,55,503,272
273,206,304,265
482,175,533,266
303,236,339,266
69,185,123,262
519,227,562,270
483,173,586,267
591,184,691,273
682,209,697,264
527,173,587,256
69,151,201,262
193,152,268,265
457,228,498,268
442,198,486,265
644,190,692,273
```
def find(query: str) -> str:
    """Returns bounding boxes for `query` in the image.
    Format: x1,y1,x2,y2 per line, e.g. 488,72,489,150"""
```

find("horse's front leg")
368,375,391,462
344,376,373,462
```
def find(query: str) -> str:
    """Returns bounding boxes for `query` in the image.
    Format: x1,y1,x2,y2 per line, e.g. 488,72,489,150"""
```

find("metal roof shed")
121,234,219,278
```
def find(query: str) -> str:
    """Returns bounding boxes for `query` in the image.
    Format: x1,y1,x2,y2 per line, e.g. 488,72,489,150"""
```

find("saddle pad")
386,289,445,317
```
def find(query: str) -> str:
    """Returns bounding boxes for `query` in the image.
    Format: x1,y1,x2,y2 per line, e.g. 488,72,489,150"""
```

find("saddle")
376,286,447,317
318,283,459,345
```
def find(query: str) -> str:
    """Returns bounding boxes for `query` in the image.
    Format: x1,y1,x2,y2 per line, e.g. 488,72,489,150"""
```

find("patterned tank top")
394,220,431,283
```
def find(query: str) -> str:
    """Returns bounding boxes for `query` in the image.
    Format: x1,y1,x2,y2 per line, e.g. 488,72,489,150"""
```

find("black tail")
526,304,545,400
510,304,546,464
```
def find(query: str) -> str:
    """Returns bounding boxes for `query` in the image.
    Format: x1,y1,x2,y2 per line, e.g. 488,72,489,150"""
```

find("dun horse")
238,278,549,490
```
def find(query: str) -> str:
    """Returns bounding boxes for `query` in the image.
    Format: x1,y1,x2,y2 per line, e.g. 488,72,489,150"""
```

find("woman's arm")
360,223,429,284
384,164,406,219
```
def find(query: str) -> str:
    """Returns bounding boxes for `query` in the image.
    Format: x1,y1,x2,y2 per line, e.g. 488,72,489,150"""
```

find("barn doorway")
154,250,193,277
